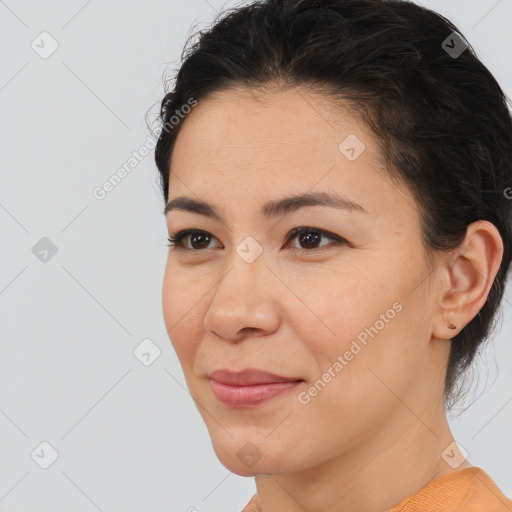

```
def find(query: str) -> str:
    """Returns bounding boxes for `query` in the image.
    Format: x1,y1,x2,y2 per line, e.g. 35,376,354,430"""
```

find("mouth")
208,368,304,408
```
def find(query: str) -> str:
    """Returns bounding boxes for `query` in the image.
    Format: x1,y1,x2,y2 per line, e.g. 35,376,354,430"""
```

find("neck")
254,406,469,512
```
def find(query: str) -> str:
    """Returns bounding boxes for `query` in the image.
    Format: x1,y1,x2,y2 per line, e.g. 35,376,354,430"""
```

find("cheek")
162,261,206,370
290,267,386,347
294,266,414,384
300,286,427,428
162,258,209,322
292,289,411,443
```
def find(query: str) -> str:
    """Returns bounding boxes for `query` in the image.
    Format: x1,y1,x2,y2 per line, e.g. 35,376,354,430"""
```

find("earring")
447,321,457,330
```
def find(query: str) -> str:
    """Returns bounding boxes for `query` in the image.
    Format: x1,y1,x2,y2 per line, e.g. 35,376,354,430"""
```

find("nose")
202,251,280,342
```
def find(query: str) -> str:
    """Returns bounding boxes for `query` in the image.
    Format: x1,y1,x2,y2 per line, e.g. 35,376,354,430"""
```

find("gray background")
0,0,511,511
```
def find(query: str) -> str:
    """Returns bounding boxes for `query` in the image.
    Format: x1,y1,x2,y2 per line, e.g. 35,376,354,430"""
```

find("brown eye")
286,227,347,252
188,232,212,249
298,230,322,249
167,230,220,250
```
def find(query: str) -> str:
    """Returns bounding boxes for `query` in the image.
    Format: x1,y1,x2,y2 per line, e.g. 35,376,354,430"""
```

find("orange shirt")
241,467,512,512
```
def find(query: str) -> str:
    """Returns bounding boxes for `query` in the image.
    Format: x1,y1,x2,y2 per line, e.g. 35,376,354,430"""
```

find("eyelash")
166,227,348,254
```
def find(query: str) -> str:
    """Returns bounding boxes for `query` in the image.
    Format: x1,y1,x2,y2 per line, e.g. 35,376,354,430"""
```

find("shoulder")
389,467,512,512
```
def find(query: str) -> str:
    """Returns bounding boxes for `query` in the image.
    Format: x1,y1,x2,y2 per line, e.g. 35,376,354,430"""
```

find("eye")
166,227,348,252
284,227,348,253
167,229,219,251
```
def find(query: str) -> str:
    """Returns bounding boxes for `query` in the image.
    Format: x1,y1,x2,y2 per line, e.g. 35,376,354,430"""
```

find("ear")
432,220,504,340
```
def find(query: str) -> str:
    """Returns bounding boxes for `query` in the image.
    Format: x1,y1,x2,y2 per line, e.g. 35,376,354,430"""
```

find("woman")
154,0,512,510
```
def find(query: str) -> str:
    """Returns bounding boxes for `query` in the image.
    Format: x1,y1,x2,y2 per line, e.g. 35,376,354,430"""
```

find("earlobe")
432,220,504,340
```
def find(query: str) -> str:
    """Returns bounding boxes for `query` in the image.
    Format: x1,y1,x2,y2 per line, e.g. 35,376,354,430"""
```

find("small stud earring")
447,321,457,330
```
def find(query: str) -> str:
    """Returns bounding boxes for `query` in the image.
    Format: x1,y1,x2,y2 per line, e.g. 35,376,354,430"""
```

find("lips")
208,368,302,386
208,368,303,408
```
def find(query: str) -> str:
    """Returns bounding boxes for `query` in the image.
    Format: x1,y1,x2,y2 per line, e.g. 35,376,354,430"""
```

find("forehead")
173,84,366,157
168,85,416,221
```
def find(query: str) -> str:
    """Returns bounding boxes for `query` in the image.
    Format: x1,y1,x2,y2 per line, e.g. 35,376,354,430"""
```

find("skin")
162,84,503,512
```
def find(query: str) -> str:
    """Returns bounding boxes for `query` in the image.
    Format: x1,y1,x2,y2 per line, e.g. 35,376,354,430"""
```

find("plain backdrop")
0,0,511,511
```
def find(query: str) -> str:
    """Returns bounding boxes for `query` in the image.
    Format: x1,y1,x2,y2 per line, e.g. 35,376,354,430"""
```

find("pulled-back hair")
153,0,512,408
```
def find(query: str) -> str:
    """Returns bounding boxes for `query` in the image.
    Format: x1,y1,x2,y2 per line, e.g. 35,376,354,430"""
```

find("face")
162,85,446,476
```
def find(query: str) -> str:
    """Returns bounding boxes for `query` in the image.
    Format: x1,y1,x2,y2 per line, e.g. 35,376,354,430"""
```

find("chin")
209,432,301,476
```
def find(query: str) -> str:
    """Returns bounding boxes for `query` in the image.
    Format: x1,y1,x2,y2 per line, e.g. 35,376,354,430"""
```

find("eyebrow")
164,191,368,219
